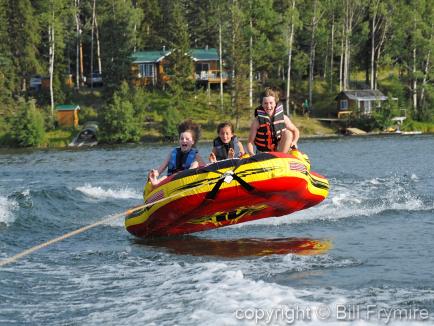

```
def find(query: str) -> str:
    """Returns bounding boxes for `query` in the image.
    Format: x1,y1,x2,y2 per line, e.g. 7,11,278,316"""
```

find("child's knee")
281,129,293,142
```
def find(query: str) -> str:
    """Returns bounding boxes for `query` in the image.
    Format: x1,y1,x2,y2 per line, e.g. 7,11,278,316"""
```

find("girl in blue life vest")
246,87,299,155
209,122,245,162
148,120,204,187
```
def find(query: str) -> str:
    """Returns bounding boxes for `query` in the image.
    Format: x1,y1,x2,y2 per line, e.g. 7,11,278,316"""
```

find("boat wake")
0,195,18,226
76,184,142,200
238,173,433,227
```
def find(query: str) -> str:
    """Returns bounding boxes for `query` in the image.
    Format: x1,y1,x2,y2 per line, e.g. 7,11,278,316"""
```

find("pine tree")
99,0,142,92
100,82,141,143
6,0,41,93
135,0,164,49
166,0,193,91
0,0,14,101
34,0,71,114
10,99,46,147
185,0,218,48
228,0,249,129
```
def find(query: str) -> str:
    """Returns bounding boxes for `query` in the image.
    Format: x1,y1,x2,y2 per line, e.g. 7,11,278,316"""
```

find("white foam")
234,174,431,227
76,184,142,200
0,195,18,226
8,254,432,325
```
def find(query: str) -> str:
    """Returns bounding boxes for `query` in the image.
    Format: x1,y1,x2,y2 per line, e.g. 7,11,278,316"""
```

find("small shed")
55,104,80,128
335,90,388,116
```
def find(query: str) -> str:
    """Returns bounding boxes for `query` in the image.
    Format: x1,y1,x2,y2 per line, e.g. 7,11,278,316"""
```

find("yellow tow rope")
0,175,224,268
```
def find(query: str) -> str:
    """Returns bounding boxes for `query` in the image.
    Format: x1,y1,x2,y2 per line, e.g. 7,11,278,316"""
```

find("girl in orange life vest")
209,122,245,163
246,88,300,155
148,120,205,187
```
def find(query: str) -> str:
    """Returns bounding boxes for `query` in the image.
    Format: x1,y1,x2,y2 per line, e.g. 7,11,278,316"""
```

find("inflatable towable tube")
125,150,329,238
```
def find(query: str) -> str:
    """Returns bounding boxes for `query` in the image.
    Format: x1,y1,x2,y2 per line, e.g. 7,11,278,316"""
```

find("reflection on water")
137,236,332,258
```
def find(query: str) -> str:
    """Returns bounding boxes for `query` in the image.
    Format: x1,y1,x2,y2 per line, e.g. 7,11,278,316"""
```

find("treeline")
0,0,433,146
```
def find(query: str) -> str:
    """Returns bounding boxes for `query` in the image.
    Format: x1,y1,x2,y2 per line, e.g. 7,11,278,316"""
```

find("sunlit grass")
44,129,73,147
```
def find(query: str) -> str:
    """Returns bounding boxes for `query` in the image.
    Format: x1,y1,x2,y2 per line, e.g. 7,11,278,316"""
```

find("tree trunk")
49,12,55,116
339,23,344,92
420,30,432,109
343,0,353,91
249,19,253,108
412,46,417,114
375,18,388,90
219,22,224,112
231,2,236,118
330,13,334,92
94,9,102,74
75,0,81,89
308,0,318,113
324,35,328,79
79,38,84,85
343,9,349,91
90,0,96,88
370,0,380,89
132,0,137,52
370,11,375,89
286,0,295,116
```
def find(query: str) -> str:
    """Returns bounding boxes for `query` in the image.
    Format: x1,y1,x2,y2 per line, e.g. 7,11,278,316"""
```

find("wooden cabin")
55,104,80,128
131,47,228,88
131,49,172,87
335,90,388,118
190,47,228,86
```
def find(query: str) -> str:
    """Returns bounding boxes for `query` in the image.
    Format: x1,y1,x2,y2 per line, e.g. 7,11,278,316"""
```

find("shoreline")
0,131,432,151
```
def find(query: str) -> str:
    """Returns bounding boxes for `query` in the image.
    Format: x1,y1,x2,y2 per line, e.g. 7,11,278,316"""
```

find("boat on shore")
125,150,329,238
69,122,98,147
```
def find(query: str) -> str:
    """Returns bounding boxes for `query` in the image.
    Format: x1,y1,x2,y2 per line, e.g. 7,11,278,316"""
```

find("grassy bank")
43,115,336,147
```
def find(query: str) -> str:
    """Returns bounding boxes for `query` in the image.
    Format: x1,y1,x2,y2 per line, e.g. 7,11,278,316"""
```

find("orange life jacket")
254,104,286,152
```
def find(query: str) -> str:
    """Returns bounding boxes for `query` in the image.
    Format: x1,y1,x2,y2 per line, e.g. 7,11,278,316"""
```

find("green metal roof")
132,48,219,63
190,48,219,61
132,50,171,63
55,104,80,111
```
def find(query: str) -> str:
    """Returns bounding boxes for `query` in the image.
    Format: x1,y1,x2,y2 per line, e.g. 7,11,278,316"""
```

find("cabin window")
363,100,372,114
340,99,348,110
195,63,209,73
139,64,154,77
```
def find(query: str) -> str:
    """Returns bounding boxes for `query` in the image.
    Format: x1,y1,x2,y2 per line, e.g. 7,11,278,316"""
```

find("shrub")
100,82,141,143
372,97,399,130
348,115,380,132
162,107,182,141
9,99,46,147
79,106,98,124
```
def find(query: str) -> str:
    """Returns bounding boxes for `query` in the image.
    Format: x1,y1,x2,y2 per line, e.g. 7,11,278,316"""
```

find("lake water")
1,135,434,325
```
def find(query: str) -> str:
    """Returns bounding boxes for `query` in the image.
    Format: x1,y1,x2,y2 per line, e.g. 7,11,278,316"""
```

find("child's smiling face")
262,96,276,117
179,131,195,152
218,126,233,144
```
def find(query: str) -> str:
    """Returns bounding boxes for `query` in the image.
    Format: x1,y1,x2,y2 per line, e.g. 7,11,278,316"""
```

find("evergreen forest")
0,0,433,147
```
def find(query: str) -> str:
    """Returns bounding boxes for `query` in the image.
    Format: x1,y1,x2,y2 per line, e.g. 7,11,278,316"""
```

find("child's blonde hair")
260,87,280,103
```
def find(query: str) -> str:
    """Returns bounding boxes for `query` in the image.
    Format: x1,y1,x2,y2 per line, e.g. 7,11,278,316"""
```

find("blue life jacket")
213,136,240,160
167,147,198,175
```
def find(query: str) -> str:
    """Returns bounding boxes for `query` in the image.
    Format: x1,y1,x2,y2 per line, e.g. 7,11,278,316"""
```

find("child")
209,122,245,162
246,87,299,155
148,120,204,186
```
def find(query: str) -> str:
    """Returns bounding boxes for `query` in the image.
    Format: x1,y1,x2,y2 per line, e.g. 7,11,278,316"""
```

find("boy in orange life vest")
246,88,299,155
148,120,205,187
209,122,245,163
